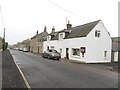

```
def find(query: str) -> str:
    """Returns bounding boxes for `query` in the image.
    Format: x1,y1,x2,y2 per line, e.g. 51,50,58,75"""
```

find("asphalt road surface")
10,50,118,88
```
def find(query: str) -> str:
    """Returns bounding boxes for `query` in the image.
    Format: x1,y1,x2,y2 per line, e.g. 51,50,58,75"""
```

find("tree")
2,37,8,51
2,38,5,51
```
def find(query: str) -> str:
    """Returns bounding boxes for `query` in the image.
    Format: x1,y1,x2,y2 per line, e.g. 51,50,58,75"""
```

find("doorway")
38,46,39,53
66,48,69,59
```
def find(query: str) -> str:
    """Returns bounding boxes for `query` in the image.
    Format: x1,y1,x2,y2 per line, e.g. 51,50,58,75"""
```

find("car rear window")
49,50,52,52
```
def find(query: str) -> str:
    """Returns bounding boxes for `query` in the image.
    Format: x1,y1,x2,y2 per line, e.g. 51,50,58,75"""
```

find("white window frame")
59,33,63,40
72,48,80,56
47,35,51,41
51,46,54,50
95,30,101,38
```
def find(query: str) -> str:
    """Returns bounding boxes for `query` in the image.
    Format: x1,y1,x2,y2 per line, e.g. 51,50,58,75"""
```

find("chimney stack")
67,21,72,30
36,30,38,35
51,26,55,33
44,26,47,32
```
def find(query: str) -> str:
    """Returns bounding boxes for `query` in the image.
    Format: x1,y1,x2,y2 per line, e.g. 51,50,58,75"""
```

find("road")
10,50,118,88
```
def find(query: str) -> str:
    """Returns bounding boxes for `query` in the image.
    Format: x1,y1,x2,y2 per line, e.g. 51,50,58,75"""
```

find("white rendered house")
43,20,112,63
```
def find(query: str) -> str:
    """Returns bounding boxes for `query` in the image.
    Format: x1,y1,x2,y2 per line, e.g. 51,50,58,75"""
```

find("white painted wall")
85,21,111,63
43,21,111,63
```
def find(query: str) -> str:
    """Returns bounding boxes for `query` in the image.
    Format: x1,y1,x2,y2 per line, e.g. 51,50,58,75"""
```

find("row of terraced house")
14,20,119,63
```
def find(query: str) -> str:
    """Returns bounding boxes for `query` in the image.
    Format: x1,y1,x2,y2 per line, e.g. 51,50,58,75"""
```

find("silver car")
23,48,29,52
42,50,61,60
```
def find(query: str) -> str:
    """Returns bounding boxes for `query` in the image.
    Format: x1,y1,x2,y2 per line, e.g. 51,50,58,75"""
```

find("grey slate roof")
50,20,101,40
66,20,100,39
31,31,48,41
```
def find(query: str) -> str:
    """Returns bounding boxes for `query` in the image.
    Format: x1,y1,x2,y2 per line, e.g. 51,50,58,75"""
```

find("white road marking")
12,56,32,90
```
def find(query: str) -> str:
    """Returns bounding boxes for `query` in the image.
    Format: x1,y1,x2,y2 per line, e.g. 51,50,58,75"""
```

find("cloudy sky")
0,0,119,45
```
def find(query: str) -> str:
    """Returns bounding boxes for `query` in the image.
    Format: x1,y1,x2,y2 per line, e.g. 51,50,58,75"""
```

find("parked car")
14,47,19,50
19,48,23,51
42,50,61,60
23,48,29,52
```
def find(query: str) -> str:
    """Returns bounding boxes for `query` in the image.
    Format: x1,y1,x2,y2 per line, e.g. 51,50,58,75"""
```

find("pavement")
2,50,27,89
0,52,2,90
60,58,119,73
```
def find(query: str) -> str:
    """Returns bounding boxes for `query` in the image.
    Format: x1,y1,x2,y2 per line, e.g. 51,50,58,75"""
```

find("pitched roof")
31,31,48,40
22,39,30,45
50,20,101,40
66,20,100,39
31,31,48,42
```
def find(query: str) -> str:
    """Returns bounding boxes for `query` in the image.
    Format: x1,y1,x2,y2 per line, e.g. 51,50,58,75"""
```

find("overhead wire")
0,5,5,28
0,5,6,40
47,0,92,21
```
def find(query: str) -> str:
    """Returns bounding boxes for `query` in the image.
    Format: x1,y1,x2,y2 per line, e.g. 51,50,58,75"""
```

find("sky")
0,0,119,45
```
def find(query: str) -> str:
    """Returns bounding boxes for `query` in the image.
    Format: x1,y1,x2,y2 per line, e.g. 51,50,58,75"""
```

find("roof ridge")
72,20,101,29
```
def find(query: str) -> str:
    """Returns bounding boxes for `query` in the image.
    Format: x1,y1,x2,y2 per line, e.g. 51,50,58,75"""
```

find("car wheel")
57,58,60,60
47,55,50,59
42,55,44,58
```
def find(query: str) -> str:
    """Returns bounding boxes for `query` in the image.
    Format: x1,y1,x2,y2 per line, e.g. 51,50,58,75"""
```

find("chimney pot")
44,26,47,32
51,26,55,33
36,30,38,35
67,21,72,30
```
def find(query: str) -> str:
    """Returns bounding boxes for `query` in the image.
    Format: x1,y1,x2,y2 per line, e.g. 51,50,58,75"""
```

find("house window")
47,36,51,41
104,51,107,57
51,46,54,50
47,46,49,50
95,30,101,37
72,49,80,56
59,33,63,40
60,48,62,54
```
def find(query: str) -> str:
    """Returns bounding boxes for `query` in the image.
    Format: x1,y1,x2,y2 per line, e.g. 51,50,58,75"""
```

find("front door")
66,48,69,59
38,46,39,53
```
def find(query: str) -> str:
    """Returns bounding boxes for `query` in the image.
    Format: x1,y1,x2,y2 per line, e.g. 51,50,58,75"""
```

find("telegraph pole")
2,28,5,51
0,5,6,51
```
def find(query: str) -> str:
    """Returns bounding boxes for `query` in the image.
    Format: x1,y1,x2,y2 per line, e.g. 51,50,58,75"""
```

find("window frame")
104,51,107,57
59,33,63,40
72,48,80,56
95,30,101,38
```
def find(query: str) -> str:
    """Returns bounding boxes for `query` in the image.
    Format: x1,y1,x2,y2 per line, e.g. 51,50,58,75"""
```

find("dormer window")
59,33,63,40
47,35,51,41
95,30,101,37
